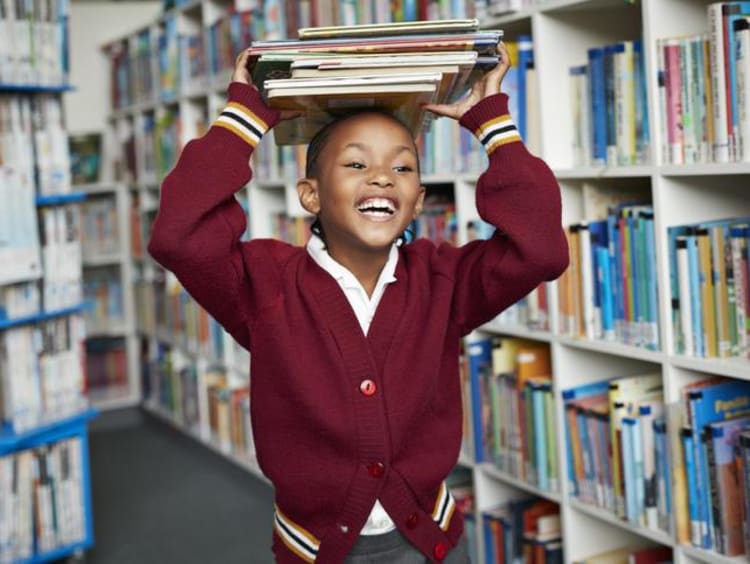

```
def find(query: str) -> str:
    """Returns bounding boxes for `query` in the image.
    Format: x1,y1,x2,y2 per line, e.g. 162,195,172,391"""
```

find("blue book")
531,382,550,491
642,211,659,350
587,47,607,164
577,406,595,502
589,220,608,335
603,43,618,165
607,211,624,339
516,35,534,141
653,417,670,532
622,417,637,522
482,512,497,564
688,379,750,548
725,3,750,157
686,229,704,357
596,412,613,511
596,246,615,340
633,39,650,162
682,427,701,544
562,381,610,496
467,338,494,463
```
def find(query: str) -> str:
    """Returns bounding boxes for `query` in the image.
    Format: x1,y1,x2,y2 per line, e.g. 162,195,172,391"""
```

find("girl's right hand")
232,49,258,87
232,49,302,121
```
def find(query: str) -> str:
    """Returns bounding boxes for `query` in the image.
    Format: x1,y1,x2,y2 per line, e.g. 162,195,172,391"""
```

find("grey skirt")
344,529,471,563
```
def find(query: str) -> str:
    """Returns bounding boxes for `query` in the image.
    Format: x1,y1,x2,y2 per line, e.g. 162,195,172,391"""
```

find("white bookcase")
77,180,142,411
100,0,750,562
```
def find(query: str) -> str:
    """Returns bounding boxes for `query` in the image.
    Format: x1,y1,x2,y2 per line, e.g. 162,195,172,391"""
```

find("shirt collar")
306,234,398,290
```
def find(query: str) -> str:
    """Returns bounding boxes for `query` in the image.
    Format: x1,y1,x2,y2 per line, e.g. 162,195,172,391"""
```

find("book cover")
708,415,750,555
266,80,438,145
297,18,480,39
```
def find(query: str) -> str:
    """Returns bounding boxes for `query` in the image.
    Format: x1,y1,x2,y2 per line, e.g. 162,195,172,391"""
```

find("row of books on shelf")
562,373,750,558
481,498,561,564
80,197,121,258
39,205,83,312
677,376,750,555
0,315,88,433
574,545,672,564
146,346,255,458
656,2,750,165
465,337,559,494
569,39,650,168
558,202,659,352
85,338,129,394
133,272,231,364
0,0,70,86
83,268,125,329
562,374,671,536
0,436,87,563
655,4,749,164
668,218,750,359
1,95,73,287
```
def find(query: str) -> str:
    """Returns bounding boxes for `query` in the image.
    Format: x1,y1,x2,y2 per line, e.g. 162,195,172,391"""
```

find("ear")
297,178,321,215
413,186,426,219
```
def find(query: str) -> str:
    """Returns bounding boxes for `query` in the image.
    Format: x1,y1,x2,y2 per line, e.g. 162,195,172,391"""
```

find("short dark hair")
304,110,421,178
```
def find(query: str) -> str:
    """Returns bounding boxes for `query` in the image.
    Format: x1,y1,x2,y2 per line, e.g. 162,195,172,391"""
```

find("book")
249,22,502,145
298,18,481,39
266,78,439,145
68,132,102,185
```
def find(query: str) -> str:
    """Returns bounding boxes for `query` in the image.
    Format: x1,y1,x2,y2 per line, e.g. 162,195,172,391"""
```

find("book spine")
709,2,731,162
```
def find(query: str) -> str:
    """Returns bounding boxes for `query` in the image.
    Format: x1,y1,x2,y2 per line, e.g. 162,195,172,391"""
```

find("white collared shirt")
306,234,398,536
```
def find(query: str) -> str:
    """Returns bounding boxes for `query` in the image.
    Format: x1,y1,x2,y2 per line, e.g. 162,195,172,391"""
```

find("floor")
81,408,276,564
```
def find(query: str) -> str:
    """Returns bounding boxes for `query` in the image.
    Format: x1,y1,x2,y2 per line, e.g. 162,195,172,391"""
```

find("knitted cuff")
212,82,281,148
459,93,522,155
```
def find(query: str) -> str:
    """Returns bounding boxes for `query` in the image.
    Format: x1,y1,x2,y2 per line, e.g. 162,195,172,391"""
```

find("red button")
406,513,419,529
359,379,376,396
367,462,385,478
432,542,448,560
433,542,447,561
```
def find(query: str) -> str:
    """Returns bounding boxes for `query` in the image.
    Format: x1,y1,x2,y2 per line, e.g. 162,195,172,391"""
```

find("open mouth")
356,197,397,218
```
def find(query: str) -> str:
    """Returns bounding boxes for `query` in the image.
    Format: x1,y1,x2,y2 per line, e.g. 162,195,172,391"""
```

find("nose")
368,169,394,188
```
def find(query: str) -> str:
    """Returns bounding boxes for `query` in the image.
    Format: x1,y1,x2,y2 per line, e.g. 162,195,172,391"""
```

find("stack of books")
248,19,503,145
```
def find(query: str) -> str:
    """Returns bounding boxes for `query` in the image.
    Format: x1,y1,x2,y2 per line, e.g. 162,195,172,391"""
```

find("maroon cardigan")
148,82,568,563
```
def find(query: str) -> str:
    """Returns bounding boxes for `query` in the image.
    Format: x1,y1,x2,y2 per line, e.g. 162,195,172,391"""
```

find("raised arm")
147,51,291,349
425,43,569,335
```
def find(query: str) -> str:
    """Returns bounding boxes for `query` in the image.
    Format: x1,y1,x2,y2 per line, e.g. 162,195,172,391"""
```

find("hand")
231,49,302,121
232,49,257,86
423,41,512,120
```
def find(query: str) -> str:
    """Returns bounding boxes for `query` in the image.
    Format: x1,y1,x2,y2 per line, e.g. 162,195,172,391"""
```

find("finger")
280,110,303,121
422,103,460,120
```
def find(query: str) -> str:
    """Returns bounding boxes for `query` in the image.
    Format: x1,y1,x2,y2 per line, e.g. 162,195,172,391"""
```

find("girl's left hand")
423,41,511,120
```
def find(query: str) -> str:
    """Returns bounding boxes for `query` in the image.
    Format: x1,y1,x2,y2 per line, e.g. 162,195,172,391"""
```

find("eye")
345,161,365,169
393,165,414,173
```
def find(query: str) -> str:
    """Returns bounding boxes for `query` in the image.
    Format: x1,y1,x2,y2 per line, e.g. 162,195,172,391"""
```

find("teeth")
357,198,396,214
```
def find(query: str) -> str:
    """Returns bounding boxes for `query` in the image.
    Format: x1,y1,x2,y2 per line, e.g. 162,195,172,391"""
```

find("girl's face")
298,113,425,261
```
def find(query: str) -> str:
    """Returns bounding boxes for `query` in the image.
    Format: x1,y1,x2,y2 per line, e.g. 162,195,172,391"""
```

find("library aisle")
85,408,274,564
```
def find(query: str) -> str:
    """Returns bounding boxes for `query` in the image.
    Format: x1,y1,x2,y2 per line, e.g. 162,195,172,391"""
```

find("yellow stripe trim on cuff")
227,101,269,132
214,120,258,147
475,114,512,138
487,134,523,154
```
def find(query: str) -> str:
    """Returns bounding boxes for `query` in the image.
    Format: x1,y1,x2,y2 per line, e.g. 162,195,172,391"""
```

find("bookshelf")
101,0,750,563
77,181,142,411
0,90,96,564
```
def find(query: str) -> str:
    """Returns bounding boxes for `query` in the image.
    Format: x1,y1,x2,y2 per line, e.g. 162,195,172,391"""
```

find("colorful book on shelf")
683,377,750,549
706,414,750,555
